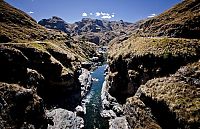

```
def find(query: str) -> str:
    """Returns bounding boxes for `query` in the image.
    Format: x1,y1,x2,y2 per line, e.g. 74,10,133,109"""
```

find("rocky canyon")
0,0,200,129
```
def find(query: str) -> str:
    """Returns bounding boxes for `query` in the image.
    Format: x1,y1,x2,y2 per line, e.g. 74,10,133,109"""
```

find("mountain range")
38,17,143,45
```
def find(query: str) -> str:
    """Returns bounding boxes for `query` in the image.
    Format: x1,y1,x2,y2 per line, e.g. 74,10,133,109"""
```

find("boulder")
81,62,92,70
78,68,92,97
109,117,130,129
47,108,84,129
75,105,85,117
0,46,28,83
0,82,49,129
100,110,116,119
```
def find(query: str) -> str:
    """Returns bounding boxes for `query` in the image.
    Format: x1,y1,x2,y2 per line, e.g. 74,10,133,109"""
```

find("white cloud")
101,15,112,19
28,11,34,14
95,12,115,19
96,12,101,17
82,12,88,17
100,12,109,16
82,11,115,19
148,13,156,18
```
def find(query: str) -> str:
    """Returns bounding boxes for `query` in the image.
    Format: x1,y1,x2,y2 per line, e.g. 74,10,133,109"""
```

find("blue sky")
5,0,181,23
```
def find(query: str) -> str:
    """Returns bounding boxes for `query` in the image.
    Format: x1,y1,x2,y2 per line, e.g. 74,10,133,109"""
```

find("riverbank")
101,76,130,129
47,67,92,129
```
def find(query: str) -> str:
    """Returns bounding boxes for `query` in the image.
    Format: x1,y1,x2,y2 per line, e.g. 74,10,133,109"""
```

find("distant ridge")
38,17,143,45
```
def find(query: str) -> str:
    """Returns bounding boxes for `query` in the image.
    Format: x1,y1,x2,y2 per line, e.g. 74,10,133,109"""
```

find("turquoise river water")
83,65,109,129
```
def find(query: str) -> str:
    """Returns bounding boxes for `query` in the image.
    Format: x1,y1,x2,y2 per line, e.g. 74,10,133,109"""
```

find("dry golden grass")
0,0,70,43
137,0,200,38
109,37,200,60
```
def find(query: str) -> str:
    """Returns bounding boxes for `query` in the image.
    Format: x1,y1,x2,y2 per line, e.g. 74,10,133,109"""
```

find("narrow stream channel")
83,64,109,129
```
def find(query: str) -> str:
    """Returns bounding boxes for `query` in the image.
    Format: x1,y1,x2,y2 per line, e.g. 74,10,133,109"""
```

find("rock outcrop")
106,37,200,128
123,62,200,129
106,35,200,129
108,37,200,103
0,82,51,129
78,68,92,97
47,108,84,129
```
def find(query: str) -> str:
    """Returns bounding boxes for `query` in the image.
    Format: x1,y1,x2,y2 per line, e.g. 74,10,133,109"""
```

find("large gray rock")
109,117,130,129
47,108,84,129
78,68,92,97
100,110,116,119
75,105,85,117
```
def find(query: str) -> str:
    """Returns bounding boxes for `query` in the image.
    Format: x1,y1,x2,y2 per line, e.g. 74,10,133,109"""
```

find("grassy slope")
0,0,69,43
137,0,200,38
0,0,98,63
109,37,200,60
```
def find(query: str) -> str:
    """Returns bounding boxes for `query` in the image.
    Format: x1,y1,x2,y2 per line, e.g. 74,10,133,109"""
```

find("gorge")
0,0,200,129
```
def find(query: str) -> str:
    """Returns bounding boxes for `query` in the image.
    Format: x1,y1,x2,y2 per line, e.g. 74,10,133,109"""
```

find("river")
83,64,109,129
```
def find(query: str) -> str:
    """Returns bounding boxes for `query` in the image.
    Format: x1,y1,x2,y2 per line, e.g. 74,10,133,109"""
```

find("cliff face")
106,0,200,128
124,62,200,129
107,37,200,128
0,82,50,129
0,44,83,128
108,37,200,103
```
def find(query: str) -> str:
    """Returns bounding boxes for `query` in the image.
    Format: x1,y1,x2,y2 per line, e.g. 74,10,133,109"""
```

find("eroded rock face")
78,68,92,97
124,62,200,129
0,45,88,128
0,46,28,83
123,97,161,129
106,52,200,128
107,37,200,103
0,82,50,129
106,37,200,128
0,45,80,106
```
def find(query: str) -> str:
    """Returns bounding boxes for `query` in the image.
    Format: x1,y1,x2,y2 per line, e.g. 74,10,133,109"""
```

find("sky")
5,0,181,23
